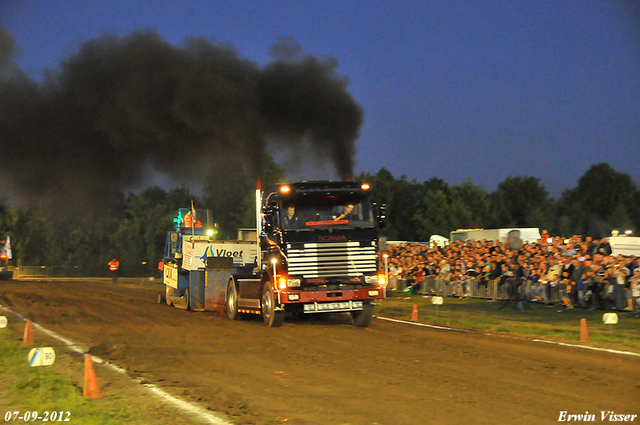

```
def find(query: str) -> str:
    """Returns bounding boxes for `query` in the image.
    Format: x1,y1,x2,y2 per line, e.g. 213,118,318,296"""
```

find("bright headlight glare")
364,275,379,284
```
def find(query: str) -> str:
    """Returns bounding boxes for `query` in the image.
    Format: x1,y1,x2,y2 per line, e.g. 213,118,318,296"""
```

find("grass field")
0,323,197,424
377,293,640,350
0,329,147,423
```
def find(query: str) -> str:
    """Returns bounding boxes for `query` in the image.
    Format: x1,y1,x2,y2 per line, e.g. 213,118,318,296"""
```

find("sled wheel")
165,284,174,306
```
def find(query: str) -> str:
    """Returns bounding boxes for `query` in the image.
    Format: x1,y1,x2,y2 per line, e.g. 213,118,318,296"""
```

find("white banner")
182,241,257,271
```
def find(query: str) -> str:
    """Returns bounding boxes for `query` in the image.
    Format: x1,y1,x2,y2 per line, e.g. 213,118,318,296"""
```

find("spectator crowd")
385,233,640,313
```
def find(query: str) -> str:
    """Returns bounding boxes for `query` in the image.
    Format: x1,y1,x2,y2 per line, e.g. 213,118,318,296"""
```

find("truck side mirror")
262,204,279,233
376,203,386,229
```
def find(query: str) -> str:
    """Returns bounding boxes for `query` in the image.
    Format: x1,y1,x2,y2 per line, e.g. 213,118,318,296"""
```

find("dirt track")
1,279,638,424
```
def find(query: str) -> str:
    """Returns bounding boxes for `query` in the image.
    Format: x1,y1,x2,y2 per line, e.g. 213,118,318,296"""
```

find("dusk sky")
1,1,639,198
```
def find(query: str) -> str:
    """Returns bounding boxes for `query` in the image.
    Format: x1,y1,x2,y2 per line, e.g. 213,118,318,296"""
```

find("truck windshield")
280,196,375,229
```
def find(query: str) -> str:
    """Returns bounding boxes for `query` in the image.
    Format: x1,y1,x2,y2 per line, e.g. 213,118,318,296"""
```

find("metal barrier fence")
396,275,569,304
13,266,82,278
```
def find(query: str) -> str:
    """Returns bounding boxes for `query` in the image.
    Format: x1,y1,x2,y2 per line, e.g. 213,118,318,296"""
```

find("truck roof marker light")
280,185,290,194
361,183,370,190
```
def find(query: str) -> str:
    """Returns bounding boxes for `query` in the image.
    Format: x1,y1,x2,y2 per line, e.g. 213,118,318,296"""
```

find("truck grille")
286,241,377,278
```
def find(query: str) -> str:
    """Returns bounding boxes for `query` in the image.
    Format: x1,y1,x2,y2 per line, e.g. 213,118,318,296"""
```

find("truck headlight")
364,275,379,284
287,278,301,287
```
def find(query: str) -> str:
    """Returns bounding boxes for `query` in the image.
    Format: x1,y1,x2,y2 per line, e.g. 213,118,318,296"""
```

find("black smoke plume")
0,29,362,206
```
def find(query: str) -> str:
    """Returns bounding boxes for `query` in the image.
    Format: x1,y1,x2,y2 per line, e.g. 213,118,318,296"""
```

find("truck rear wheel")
226,280,241,320
350,302,374,327
261,283,284,327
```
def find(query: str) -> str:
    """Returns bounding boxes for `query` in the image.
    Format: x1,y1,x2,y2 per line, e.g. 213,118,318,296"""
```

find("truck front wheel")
261,283,284,327
350,302,374,327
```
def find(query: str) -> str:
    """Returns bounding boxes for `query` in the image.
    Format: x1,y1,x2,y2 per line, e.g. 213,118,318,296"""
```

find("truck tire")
350,302,374,327
226,280,241,320
261,283,284,327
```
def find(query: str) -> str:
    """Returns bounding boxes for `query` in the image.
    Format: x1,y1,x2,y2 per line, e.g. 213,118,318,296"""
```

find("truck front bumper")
278,287,382,312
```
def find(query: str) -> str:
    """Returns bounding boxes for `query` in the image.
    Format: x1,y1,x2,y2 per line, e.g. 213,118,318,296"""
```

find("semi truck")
0,236,12,280
160,181,387,327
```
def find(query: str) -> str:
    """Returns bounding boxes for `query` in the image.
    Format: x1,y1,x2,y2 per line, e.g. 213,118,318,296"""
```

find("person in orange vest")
183,211,193,227
108,258,120,284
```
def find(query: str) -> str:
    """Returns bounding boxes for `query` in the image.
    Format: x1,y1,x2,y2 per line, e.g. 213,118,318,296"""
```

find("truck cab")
242,181,386,326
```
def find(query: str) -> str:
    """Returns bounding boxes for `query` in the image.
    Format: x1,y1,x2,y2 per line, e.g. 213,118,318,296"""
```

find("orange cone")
83,354,101,399
23,320,34,345
580,318,589,341
140,278,145,286
411,304,419,321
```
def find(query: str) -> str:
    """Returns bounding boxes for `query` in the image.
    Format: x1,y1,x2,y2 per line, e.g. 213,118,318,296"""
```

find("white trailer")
449,228,541,246
609,236,640,257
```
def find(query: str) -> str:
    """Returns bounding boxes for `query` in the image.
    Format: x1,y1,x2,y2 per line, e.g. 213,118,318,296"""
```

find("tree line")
1,162,637,276
358,162,639,242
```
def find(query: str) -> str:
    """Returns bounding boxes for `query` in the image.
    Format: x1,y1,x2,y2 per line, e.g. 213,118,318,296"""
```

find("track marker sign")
0,316,7,328
28,347,56,367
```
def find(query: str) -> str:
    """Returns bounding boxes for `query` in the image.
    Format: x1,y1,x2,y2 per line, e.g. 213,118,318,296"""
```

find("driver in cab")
283,204,300,228
334,204,356,221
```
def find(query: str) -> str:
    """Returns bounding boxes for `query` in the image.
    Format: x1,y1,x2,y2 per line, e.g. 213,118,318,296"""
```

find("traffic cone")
23,320,34,345
83,354,101,399
579,318,589,341
411,304,419,321
140,278,145,286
